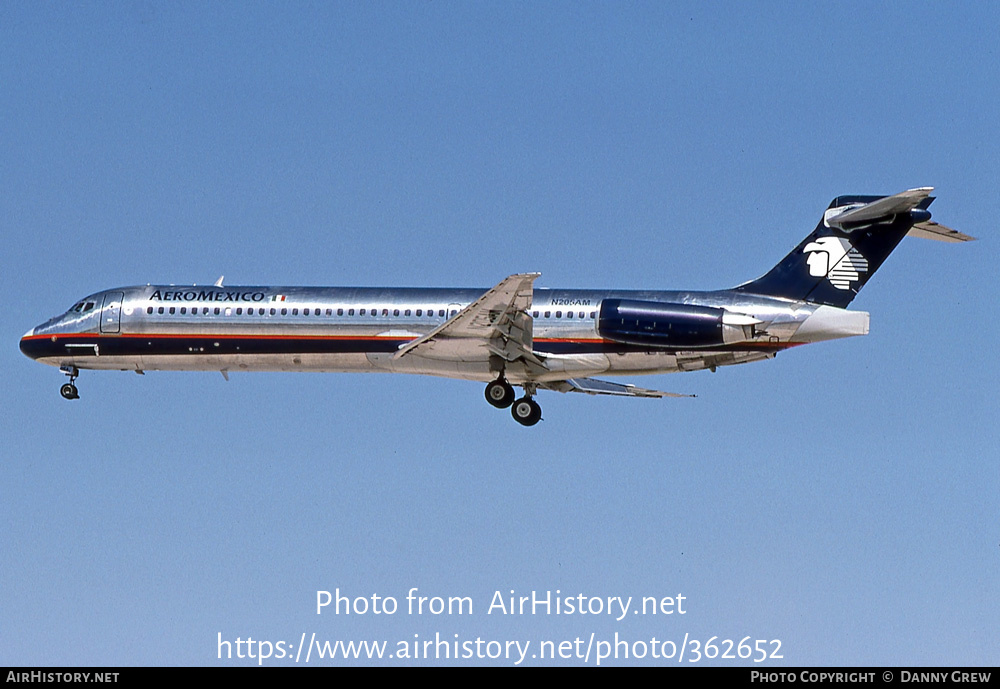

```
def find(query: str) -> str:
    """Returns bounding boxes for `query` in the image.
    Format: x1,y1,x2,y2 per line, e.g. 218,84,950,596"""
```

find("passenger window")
281,308,287,315
360,309,366,316
544,311,550,318
327,309,333,316
416,309,422,316
532,311,538,318
292,308,299,315
236,308,243,315
393,309,399,316
147,307,153,314
590,311,596,319
180,307,187,314
303,308,309,315
348,308,354,316
270,308,276,315
382,309,389,316
158,307,164,314
438,309,445,317
169,307,176,314
404,309,410,316
567,311,573,318
337,308,343,316
215,307,221,315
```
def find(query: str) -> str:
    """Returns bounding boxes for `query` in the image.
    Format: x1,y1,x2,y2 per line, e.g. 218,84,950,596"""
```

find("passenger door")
100,292,124,334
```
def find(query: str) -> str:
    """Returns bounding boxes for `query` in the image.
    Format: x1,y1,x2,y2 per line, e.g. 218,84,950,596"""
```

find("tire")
485,380,515,408
511,397,541,426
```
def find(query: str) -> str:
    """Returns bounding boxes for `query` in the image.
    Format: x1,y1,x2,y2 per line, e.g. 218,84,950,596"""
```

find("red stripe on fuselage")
23,332,804,350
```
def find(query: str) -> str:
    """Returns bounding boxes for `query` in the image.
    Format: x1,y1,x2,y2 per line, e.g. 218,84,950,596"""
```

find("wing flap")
540,377,694,399
395,273,540,362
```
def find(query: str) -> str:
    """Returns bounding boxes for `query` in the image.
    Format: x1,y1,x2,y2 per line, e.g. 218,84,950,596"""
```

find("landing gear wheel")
59,365,80,400
511,396,542,426
485,379,515,408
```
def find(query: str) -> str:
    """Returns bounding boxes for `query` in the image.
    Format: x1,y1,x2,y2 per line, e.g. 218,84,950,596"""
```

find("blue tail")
734,189,945,308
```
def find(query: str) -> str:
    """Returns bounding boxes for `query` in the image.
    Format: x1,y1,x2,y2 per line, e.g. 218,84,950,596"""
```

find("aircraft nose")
20,328,40,359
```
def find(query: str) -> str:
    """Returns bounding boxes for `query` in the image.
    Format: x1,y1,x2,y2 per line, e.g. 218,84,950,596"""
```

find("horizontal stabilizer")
541,377,694,399
826,187,933,227
908,221,976,243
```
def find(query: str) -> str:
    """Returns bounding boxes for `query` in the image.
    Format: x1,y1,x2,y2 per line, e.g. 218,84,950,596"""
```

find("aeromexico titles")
20,188,973,426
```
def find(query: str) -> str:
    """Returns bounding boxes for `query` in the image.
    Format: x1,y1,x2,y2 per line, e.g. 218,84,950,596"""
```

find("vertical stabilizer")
732,188,964,308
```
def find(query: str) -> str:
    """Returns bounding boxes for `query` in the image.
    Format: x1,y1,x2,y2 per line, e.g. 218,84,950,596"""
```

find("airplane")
20,187,973,426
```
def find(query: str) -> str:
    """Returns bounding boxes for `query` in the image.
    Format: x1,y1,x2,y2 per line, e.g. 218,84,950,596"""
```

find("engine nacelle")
597,299,760,348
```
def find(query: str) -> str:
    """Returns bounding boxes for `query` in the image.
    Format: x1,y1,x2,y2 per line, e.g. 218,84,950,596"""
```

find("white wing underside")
394,273,690,400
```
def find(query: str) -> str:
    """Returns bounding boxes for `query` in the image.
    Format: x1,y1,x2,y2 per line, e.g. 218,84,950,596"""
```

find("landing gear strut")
59,365,80,400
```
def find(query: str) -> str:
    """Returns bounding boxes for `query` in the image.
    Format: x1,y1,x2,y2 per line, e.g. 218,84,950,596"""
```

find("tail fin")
734,187,973,308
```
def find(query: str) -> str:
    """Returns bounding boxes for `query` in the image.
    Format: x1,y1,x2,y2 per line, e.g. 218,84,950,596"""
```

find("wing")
539,377,694,399
394,273,541,363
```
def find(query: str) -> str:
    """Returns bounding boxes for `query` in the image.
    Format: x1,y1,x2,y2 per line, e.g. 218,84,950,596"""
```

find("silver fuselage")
20,283,868,384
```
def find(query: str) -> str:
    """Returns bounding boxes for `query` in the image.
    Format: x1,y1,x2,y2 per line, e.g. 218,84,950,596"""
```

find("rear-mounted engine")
597,299,761,348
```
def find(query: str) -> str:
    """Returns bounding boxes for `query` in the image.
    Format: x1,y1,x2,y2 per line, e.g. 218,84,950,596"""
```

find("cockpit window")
67,301,96,314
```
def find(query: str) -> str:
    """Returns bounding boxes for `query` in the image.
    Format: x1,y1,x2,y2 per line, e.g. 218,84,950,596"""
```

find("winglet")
214,275,225,287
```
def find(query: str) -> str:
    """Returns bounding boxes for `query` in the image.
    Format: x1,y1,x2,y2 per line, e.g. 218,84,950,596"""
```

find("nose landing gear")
59,366,80,400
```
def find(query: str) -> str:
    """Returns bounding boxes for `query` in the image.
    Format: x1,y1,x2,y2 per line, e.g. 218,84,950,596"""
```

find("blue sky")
3,2,997,666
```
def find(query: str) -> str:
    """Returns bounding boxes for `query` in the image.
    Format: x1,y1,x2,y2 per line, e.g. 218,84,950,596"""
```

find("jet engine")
597,299,761,348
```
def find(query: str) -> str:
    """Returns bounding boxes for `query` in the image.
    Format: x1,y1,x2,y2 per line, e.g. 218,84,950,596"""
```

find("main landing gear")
59,365,80,400
484,377,542,426
510,396,542,427
484,378,516,408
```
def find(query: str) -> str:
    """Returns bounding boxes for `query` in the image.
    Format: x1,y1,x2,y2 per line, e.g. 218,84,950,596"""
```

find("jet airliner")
20,188,972,425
